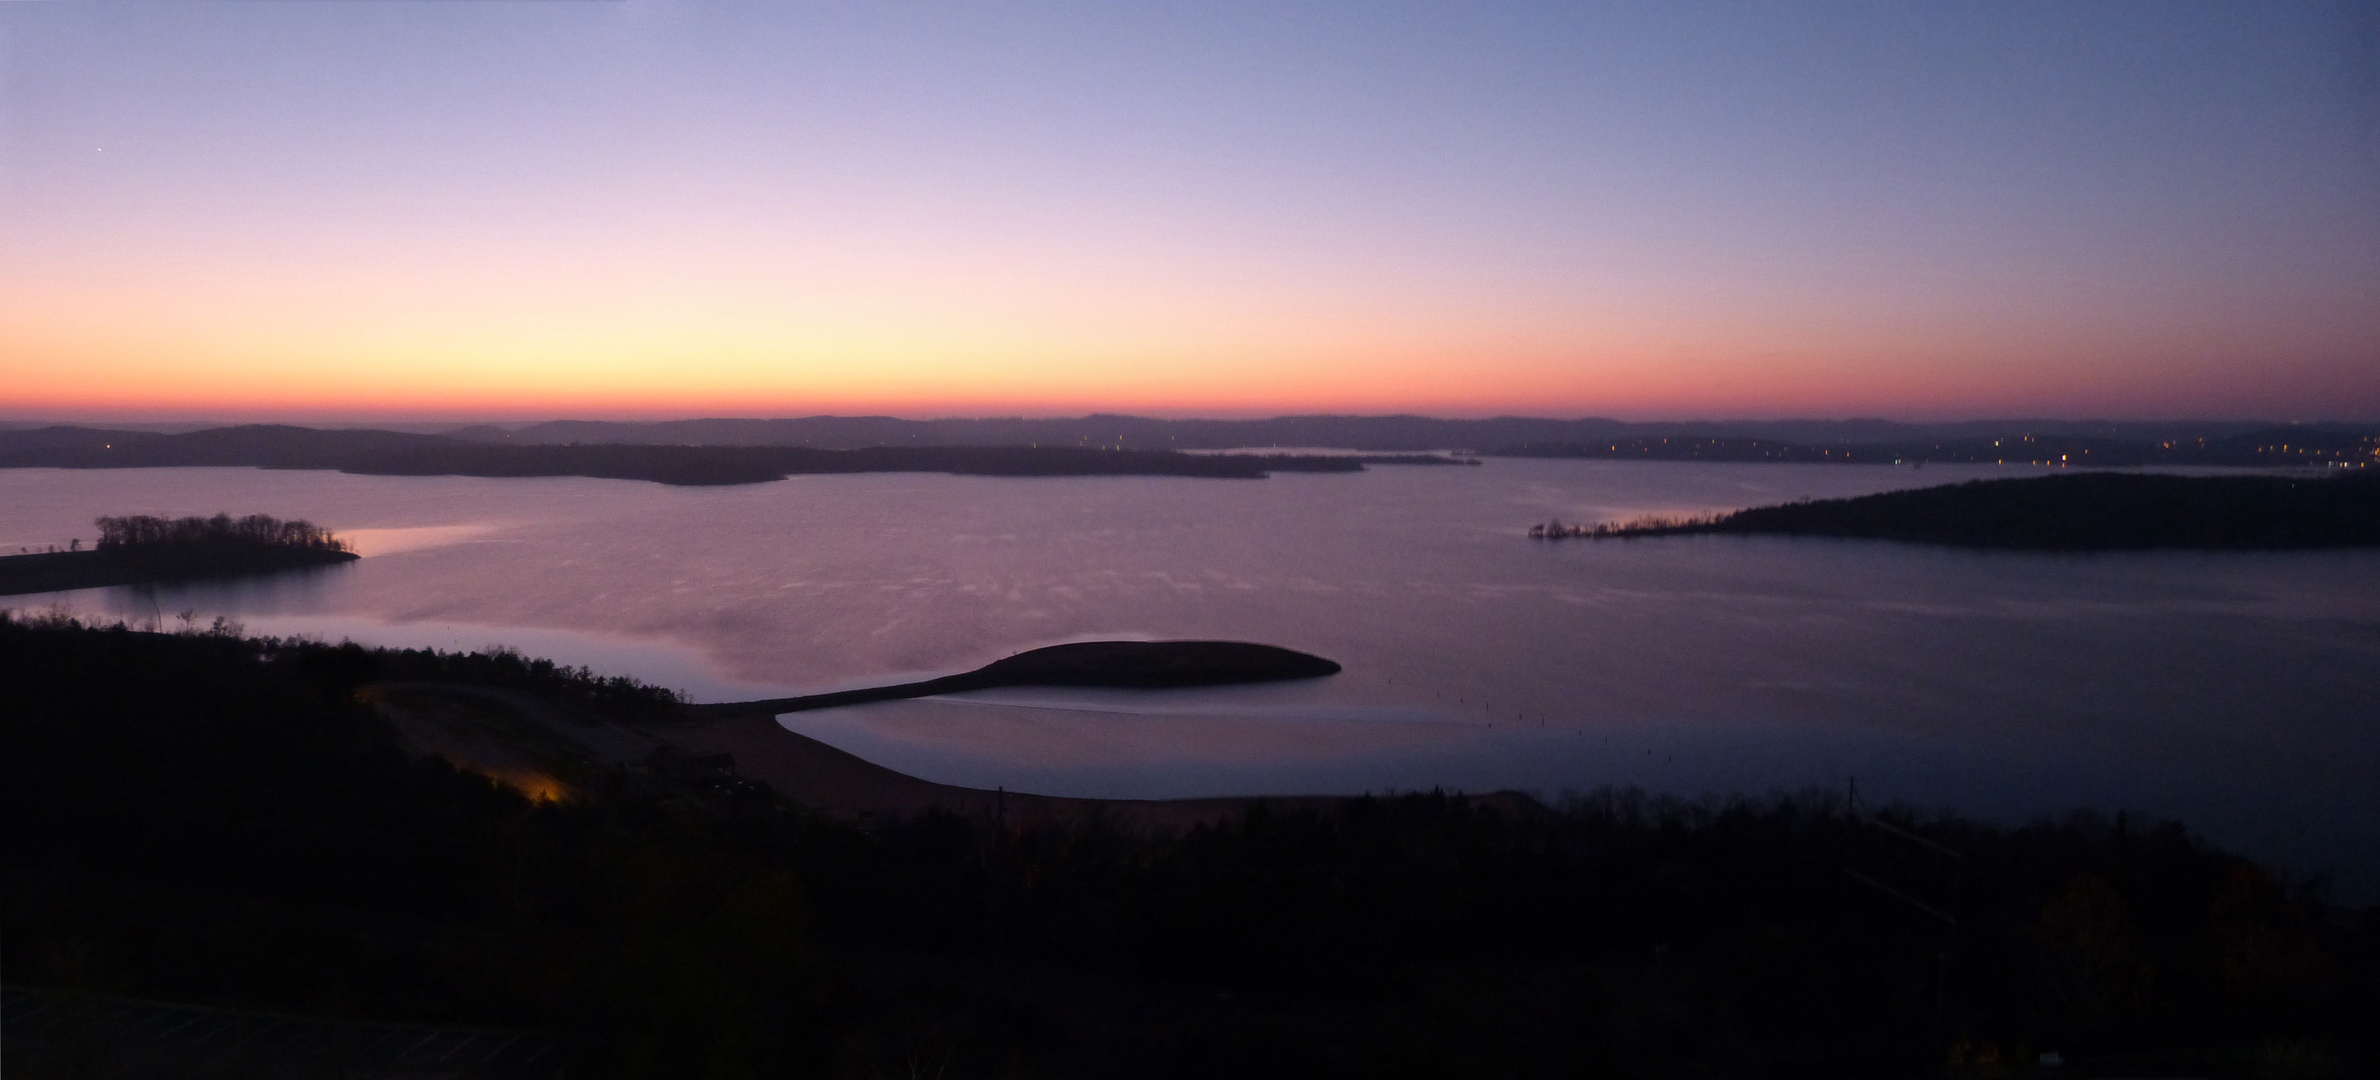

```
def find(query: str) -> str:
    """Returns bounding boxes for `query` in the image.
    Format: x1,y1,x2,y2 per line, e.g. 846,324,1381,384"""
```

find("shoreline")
378,681,1531,831
0,546,359,597
1537,469,2380,550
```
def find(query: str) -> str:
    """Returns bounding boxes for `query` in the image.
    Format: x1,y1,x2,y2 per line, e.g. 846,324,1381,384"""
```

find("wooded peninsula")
1540,471,2380,550
0,513,357,597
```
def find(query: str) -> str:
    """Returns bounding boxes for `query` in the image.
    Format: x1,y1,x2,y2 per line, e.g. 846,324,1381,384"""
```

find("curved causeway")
682,640,1342,719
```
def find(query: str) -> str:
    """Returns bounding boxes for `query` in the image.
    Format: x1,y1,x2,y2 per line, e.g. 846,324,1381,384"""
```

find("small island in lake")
683,639,1342,718
1534,470,2380,550
0,513,358,596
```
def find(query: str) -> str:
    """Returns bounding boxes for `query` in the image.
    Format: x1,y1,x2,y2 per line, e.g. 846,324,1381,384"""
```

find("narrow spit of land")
1534,470,2380,550
674,641,1345,827
681,640,1343,719
0,513,357,596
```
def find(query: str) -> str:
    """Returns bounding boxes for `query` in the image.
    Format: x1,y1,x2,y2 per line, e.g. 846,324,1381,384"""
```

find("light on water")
6,460,2377,895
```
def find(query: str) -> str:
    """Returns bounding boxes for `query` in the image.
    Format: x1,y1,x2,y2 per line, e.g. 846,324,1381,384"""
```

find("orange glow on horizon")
8,214,2375,423
12,286,2370,422
7,4,2377,425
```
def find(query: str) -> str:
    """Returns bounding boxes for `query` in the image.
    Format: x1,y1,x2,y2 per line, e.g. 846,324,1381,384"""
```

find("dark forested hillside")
3,613,2372,1077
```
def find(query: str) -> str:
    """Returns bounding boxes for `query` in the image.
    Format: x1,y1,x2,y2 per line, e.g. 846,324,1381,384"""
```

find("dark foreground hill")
1553,470,2380,550
4,612,2373,1078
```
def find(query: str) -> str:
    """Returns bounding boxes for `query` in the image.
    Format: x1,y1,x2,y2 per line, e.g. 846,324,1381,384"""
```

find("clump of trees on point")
94,513,347,552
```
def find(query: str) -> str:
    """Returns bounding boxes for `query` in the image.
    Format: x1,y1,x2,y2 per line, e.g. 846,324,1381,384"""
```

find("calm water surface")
6,461,2376,893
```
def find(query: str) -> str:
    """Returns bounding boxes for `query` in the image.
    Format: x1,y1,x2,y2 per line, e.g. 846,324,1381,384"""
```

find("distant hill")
0,424,454,465
0,425,1388,485
440,413,2312,452
8,416,2371,472
1497,426,2380,469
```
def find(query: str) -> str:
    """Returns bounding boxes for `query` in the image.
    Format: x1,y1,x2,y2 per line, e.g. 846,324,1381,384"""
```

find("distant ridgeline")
3,418,2370,483
0,424,1473,487
1537,471,2380,550
319,413,2380,466
0,513,357,596
1495,428,2380,469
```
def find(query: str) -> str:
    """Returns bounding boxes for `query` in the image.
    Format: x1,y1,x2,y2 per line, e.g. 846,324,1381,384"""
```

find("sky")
2,2,2375,422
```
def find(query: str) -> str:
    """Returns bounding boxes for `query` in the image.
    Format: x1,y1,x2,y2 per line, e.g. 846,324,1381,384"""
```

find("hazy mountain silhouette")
441,413,2309,451
0,425,1399,485
5,418,2368,478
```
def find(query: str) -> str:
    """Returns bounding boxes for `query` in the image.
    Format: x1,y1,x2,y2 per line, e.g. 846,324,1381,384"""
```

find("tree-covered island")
0,513,358,597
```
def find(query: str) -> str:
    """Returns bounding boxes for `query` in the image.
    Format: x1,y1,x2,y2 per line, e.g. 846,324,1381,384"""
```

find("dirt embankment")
378,683,1536,831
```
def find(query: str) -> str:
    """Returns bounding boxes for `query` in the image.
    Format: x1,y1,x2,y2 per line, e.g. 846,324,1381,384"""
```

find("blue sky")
5,2,2374,419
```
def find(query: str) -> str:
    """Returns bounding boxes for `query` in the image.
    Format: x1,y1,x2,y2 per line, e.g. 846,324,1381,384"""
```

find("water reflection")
337,523,498,557
77,561,357,624
5,461,2377,894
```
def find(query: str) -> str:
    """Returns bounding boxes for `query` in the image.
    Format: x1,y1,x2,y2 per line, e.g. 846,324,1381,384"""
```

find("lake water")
6,461,2377,895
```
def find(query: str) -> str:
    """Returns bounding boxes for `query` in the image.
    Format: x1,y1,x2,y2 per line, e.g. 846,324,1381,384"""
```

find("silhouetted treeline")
0,425,1383,486
1577,471,2380,550
4,614,2373,1077
95,512,345,552
1,513,358,597
1531,514,1721,540
375,643,685,723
